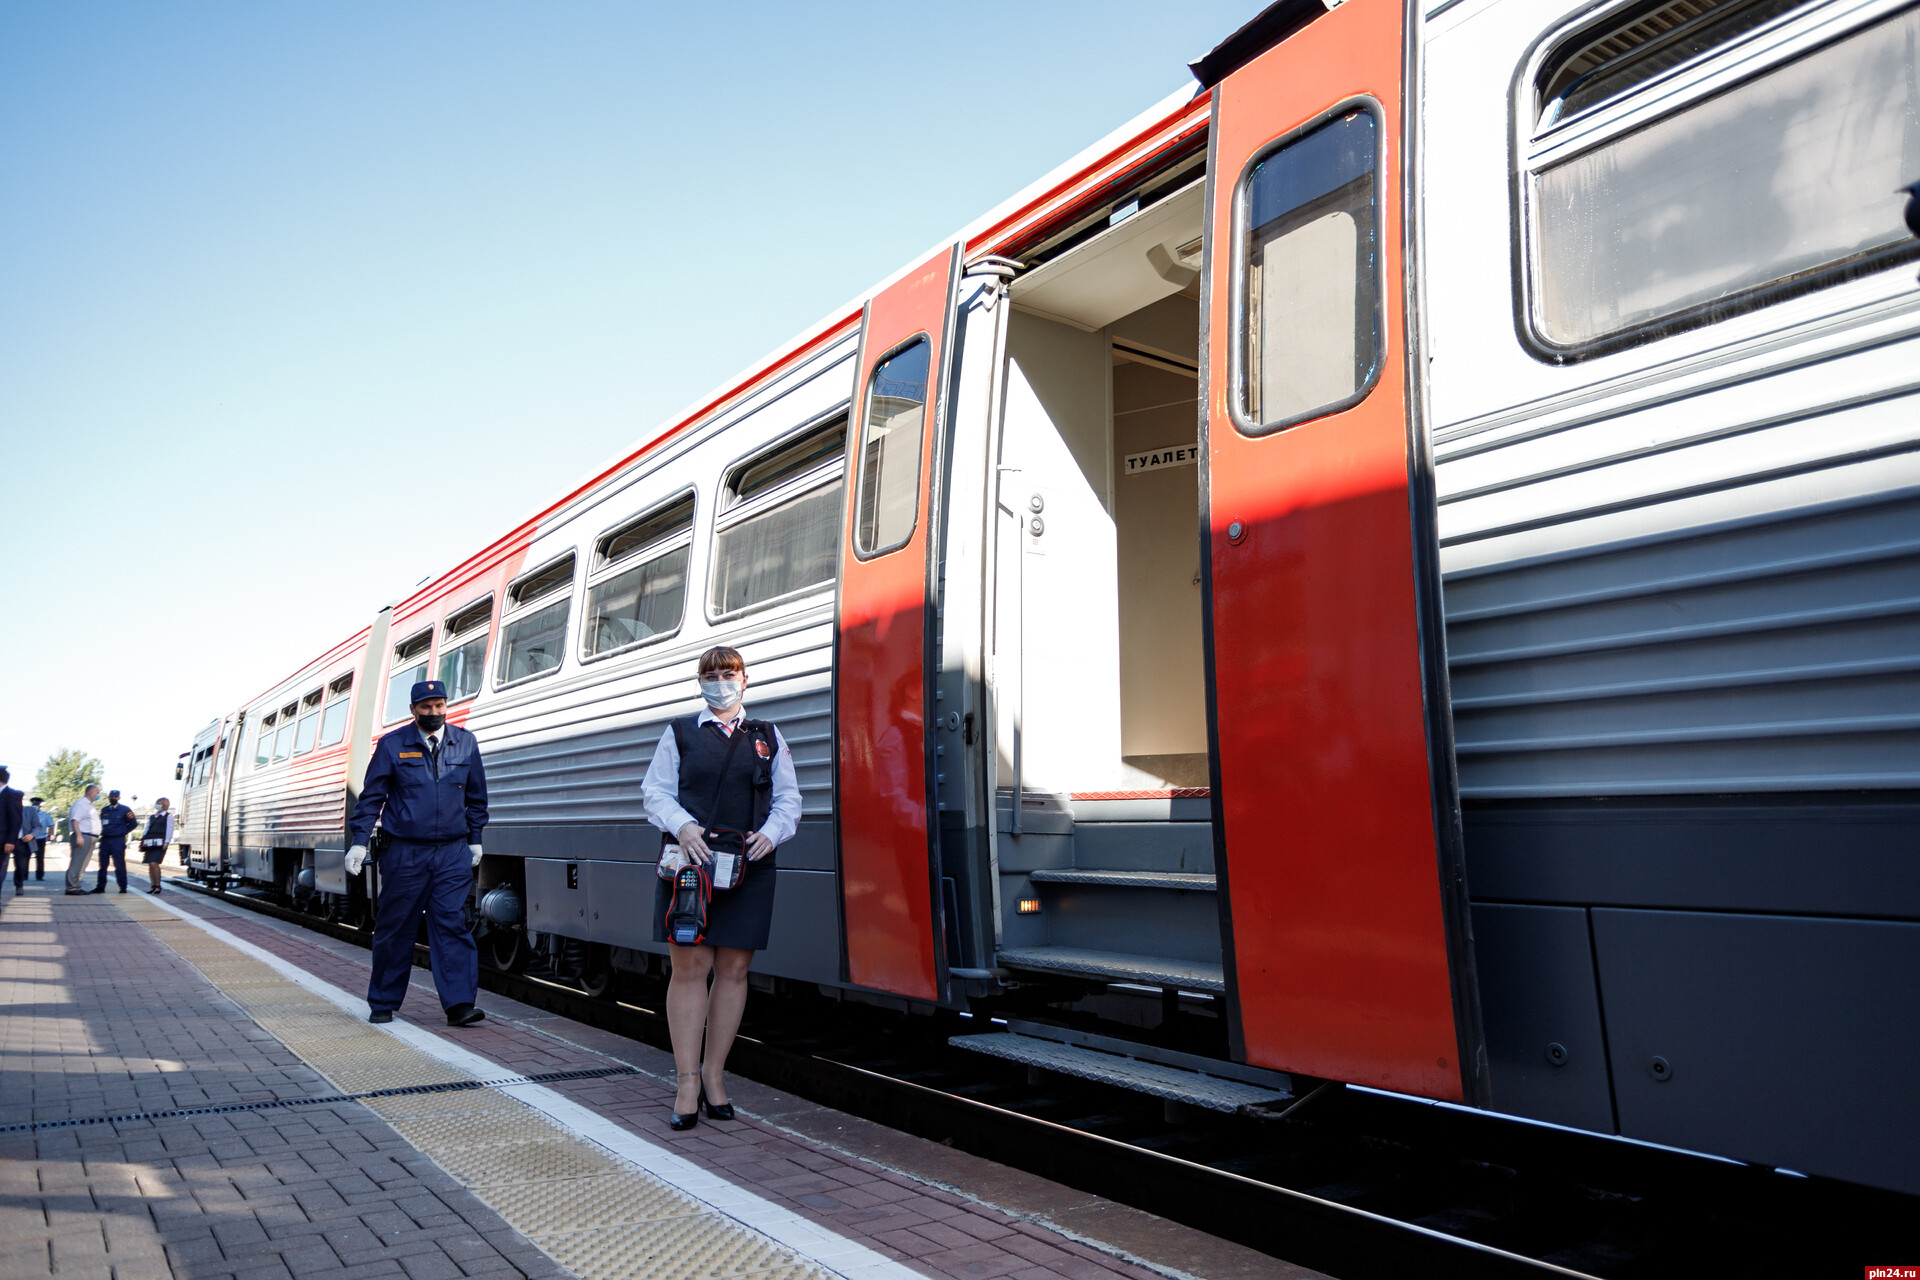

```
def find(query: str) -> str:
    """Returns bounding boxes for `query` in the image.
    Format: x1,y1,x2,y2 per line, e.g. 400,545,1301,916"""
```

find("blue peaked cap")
411,680,448,704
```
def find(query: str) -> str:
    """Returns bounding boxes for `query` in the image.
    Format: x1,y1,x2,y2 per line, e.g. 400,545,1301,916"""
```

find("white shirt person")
641,704,802,856
69,795,101,836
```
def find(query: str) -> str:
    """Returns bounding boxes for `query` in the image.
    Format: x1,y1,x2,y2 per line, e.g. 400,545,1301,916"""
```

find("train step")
949,1028,1291,1113
1027,869,1216,891
994,945,1225,993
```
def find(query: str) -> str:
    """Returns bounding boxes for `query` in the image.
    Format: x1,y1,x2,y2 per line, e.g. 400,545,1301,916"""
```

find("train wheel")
483,929,527,973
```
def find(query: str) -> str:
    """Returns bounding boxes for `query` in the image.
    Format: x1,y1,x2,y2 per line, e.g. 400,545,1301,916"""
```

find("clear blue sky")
0,1,1258,808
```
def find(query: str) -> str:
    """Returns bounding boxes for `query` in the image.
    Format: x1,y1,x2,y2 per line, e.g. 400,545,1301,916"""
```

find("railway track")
174,879,1912,1279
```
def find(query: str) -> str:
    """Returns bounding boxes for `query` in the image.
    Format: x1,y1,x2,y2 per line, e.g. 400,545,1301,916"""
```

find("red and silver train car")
176,0,1920,1195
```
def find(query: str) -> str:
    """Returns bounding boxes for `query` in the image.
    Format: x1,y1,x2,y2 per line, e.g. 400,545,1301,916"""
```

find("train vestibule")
964,176,1225,1027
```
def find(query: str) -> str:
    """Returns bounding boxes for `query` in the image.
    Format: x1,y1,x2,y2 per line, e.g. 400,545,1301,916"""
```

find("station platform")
0,873,1312,1280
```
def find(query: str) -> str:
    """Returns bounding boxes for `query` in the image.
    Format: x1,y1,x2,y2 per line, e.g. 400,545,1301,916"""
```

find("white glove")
469,844,483,868
345,845,368,876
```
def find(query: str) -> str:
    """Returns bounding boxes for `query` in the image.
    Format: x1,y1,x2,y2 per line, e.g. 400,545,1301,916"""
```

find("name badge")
398,751,424,759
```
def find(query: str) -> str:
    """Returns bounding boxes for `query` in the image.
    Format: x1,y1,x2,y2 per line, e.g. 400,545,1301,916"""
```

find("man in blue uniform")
346,680,489,1026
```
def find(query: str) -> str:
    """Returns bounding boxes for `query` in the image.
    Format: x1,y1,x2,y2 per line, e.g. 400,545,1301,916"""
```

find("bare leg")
700,948,753,1106
665,945,714,1114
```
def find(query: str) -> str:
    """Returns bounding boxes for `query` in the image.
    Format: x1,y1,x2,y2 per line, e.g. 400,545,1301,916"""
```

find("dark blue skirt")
652,855,776,950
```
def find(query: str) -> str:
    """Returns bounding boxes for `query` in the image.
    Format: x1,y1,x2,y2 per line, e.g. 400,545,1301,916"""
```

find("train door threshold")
951,1020,1294,1113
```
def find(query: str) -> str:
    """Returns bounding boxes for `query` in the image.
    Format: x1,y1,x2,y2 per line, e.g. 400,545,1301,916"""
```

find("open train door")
834,244,963,1002
1197,0,1486,1102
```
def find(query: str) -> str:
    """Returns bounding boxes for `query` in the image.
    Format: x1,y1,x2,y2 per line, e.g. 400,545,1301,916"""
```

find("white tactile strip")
128,892,923,1280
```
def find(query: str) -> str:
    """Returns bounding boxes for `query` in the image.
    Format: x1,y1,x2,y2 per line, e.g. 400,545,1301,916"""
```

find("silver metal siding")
1435,327,1920,798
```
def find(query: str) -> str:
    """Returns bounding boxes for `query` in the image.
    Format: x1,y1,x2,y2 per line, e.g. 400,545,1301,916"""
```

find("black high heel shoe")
669,1073,700,1130
699,1086,735,1122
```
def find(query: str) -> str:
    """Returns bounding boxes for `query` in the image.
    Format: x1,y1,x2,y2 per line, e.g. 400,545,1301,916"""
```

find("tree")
36,748,103,831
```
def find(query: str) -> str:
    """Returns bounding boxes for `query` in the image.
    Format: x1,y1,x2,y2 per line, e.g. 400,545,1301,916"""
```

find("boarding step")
1027,869,1215,891
994,946,1225,993
949,1028,1289,1113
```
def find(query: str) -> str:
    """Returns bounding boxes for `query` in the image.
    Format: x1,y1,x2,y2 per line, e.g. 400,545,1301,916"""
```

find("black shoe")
668,1108,699,1131
87,886,105,894
446,1003,485,1027
699,1088,735,1122
117,886,127,894
369,1010,393,1024
64,888,87,896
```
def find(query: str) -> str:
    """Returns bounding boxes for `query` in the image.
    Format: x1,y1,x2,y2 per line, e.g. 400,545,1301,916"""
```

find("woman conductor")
641,646,801,1129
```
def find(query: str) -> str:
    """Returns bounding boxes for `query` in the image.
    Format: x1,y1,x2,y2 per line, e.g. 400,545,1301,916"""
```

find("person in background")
0,769,22,899
23,796,51,883
139,798,176,894
92,789,136,894
64,785,102,895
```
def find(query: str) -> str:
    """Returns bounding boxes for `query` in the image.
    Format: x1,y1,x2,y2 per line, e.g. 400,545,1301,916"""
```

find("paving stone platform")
0,873,1314,1280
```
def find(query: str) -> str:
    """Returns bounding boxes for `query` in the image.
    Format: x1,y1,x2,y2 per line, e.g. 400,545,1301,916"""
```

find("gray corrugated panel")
483,685,833,825
1028,869,1216,890
1440,394,1920,796
994,946,1225,992
948,1033,1286,1112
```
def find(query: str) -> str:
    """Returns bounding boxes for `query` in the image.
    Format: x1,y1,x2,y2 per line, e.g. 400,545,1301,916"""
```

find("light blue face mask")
699,678,743,712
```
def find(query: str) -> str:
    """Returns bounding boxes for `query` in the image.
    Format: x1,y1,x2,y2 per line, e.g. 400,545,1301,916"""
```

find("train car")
176,0,1920,1194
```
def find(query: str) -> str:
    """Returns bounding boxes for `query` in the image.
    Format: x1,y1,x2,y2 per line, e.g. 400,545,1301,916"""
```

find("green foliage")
34,748,103,827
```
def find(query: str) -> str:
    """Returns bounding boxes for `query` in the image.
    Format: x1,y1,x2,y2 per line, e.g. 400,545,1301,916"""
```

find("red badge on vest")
755,738,772,759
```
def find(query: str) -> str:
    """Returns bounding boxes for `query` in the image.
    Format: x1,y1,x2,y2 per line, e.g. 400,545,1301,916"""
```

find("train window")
509,555,575,607
385,629,433,724
853,339,930,556
1233,106,1381,435
317,674,353,749
498,553,576,686
438,596,493,702
272,701,299,762
1523,0,1920,355
254,715,275,769
726,419,846,508
585,494,693,658
711,418,846,617
292,689,323,756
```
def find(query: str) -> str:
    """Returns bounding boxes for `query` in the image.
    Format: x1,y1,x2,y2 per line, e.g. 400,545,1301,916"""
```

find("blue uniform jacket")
348,723,489,847
99,803,139,842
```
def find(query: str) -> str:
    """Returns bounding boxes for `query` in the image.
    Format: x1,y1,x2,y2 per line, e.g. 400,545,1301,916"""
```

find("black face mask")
415,713,447,733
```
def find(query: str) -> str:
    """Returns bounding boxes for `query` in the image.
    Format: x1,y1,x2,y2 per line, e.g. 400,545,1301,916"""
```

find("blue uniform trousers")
367,837,477,1013
94,839,128,890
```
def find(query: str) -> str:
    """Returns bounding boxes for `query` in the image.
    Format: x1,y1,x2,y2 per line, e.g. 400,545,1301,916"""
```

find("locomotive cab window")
1234,105,1382,435
585,493,693,658
1523,0,1920,355
497,553,576,686
711,416,846,618
385,629,433,724
317,672,353,748
438,596,493,701
854,339,931,556
292,688,323,756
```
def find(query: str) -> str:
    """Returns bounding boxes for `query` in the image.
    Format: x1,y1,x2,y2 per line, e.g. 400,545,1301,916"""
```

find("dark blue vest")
670,716,776,835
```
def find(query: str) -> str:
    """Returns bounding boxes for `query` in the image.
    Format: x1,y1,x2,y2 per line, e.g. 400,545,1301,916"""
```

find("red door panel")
1203,0,1479,1100
836,244,961,1001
